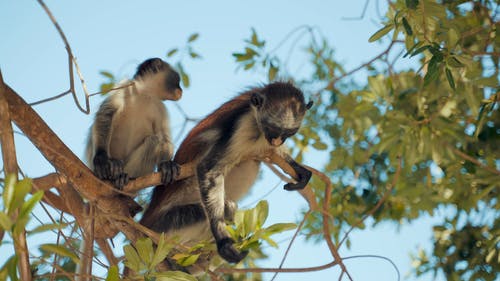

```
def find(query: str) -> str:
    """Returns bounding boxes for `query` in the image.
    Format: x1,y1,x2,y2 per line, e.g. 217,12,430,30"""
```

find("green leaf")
176,63,190,88
124,244,142,272
151,233,173,267
486,249,496,263
155,271,197,281
187,33,199,43
368,24,394,42
100,71,114,79
189,51,200,59
135,237,154,266
233,53,253,62
8,178,32,215
445,68,455,90
446,56,464,68
105,265,120,281
244,61,255,70
261,236,279,248
402,17,413,36
40,244,80,264
100,83,115,95
474,103,489,139
29,222,68,234
448,28,459,47
13,190,42,236
167,48,178,57
268,65,278,81
404,41,424,58
410,45,429,57
405,0,419,9
424,56,441,87
255,200,269,228
3,175,16,214
475,76,498,88
264,223,297,235
243,206,257,235
312,141,328,150
2,256,18,281
0,212,13,231
172,253,200,267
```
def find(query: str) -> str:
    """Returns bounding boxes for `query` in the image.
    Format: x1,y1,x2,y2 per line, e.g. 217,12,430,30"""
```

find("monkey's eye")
264,125,281,139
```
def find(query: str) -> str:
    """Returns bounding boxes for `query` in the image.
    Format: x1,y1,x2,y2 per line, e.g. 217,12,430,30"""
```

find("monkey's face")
251,98,308,147
251,82,313,146
164,69,182,101
260,119,300,146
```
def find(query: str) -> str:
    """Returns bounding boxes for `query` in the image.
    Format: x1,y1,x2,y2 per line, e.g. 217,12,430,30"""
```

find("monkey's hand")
158,160,180,185
284,163,312,191
217,238,248,263
93,149,128,188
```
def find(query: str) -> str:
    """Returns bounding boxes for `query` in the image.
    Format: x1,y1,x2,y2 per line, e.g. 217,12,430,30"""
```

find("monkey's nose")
271,137,283,146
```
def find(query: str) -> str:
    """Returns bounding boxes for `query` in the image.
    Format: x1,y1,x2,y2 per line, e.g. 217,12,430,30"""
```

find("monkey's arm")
155,111,179,184
196,147,248,264
267,152,312,191
92,99,125,182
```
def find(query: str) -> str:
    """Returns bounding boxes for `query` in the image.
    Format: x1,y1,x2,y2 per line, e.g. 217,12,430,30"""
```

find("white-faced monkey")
141,82,312,264
85,58,181,189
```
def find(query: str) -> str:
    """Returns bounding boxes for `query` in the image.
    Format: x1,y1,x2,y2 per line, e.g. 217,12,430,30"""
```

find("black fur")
150,204,206,232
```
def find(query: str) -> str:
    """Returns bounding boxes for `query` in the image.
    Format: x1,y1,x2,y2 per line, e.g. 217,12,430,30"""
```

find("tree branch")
451,146,500,176
0,69,32,281
35,0,91,113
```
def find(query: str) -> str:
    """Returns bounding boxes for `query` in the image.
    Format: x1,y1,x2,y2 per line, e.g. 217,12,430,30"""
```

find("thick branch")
3,81,142,244
0,70,18,175
3,82,134,201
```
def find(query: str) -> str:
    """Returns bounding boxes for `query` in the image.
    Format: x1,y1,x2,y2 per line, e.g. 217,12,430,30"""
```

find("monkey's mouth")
269,137,284,146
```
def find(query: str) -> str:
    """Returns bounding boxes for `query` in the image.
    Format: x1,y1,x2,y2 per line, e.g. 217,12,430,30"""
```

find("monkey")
85,58,182,190
140,81,313,265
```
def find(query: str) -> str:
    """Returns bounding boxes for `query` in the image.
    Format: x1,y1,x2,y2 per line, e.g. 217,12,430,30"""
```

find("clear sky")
0,1,446,280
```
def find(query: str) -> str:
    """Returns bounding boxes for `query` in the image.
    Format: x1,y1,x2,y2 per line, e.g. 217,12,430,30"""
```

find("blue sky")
0,1,446,280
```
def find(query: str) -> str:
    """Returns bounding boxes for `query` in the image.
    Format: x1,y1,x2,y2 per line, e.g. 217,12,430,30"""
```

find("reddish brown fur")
142,92,253,223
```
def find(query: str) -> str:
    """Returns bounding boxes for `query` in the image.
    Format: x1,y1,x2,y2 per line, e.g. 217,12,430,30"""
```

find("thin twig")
338,156,402,248
215,260,338,274
36,0,91,113
451,146,500,176
342,0,370,20
329,40,401,87
343,255,401,281
307,165,353,280
270,210,312,281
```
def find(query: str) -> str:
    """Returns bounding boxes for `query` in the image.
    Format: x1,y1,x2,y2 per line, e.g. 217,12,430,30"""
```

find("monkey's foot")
216,238,248,263
158,160,180,184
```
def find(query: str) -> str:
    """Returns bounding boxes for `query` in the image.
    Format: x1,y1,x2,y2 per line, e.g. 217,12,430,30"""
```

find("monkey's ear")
306,100,313,110
251,93,265,108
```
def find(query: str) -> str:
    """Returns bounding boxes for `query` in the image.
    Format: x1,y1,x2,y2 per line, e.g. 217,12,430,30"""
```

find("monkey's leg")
124,135,160,178
124,135,179,184
148,204,206,232
93,148,126,182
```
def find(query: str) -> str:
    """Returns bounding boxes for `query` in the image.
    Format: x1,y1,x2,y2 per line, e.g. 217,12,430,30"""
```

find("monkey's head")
134,58,183,101
251,82,313,146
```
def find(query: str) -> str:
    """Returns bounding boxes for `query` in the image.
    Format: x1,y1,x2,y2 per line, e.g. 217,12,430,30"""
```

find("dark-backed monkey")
85,58,182,189
141,82,312,264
